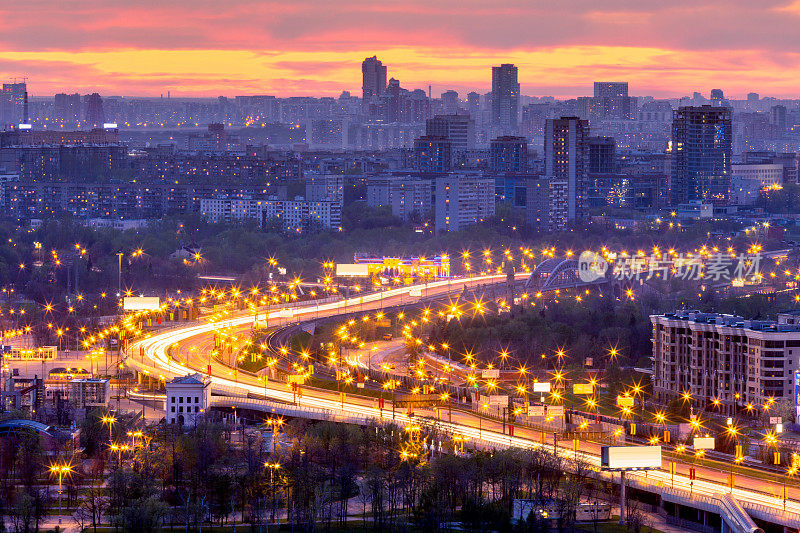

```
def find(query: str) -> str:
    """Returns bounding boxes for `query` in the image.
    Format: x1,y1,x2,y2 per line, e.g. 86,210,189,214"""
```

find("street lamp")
101,413,116,441
49,462,73,524
264,461,281,522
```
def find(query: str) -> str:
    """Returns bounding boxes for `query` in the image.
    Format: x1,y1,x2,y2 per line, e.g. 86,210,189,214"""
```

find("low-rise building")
68,378,110,409
166,373,211,426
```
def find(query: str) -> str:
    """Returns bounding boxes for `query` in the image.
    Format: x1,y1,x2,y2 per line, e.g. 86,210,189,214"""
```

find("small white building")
165,373,211,426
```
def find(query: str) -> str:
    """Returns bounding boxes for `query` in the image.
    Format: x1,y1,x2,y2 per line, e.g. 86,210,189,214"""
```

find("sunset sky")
3,0,800,99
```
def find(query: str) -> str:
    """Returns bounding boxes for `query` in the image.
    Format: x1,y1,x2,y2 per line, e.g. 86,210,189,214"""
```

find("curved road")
126,274,800,528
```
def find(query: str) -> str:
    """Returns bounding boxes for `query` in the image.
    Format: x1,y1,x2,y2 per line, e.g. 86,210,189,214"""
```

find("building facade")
651,310,800,416
545,117,590,228
166,373,211,426
491,64,520,133
434,175,495,232
671,105,733,206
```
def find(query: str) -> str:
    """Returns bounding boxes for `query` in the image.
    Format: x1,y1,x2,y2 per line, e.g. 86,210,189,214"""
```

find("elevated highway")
126,273,800,532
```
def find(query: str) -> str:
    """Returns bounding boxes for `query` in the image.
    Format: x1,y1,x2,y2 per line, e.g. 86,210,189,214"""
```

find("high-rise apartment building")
362,56,387,103
84,93,105,128
651,310,800,417
579,81,635,120
545,117,589,228
670,105,732,206
425,114,475,150
491,64,519,133
435,175,495,232
54,93,82,125
0,82,28,126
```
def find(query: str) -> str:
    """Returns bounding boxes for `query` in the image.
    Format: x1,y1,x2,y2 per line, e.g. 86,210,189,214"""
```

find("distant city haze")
4,0,800,97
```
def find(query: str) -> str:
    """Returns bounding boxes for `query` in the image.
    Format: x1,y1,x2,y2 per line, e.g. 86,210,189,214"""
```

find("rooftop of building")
654,310,800,332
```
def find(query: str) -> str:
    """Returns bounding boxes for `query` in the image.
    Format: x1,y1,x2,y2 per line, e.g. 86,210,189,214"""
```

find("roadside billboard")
600,446,662,470
335,264,369,277
123,296,160,311
617,396,635,408
573,383,593,395
532,382,551,393
482,369,500,379
547,405,565,417
693,437,715,450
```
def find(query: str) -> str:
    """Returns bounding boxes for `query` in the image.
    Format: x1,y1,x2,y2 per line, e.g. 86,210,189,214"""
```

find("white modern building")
731,163,783,205
166,373,211,426
434,175,495,232
68,378,111,409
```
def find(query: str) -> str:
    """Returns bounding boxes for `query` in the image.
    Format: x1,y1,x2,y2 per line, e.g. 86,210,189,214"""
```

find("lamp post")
49,462,72,525
101,413,116,441
264,462,281,523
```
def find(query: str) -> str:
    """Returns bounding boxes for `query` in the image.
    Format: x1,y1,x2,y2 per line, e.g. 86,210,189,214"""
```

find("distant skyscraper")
491,64,519,133
545,117,589,228
84,93,105,128
54,93,81,125
710,89,724,101
0,82,28,126
747,92,760,102
584,81,634,120
441,90,459,115
671,105,732,206
466,92,480,119
594,82,628,98
361,56,387,102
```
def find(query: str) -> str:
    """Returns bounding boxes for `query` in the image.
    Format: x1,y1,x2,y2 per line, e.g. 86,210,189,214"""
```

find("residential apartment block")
651,310,800,417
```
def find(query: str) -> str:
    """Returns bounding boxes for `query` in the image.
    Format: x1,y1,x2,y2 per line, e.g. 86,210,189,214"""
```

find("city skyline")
4,0,800,98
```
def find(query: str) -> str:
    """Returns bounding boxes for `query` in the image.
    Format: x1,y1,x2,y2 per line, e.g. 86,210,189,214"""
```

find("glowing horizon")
3,1,800,99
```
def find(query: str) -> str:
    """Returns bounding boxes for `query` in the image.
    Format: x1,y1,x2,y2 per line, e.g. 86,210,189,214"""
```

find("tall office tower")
0,82,28,126
54,93,82,125
747,92,760,102
441,90,459,115
670,105,732,206
710,88,724,101
491,64,519,133
84,93,105,128
490,136,528,173
425,114,475,150
587,136,616,174
361,56,387,102
545,117,589,228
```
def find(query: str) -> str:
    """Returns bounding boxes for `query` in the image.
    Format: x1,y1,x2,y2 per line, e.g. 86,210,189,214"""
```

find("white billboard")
601,446,662,470
532,382,551,393
693,437,715,450
123,296,161,311
336,264,369,277
547,405,565,417
482,369,500,379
